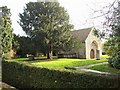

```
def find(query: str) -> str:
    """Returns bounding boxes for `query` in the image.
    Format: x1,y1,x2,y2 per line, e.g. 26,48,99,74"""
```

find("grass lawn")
101,55,109,60
26,58,107,69
3,60,119,88
9,56,58,61
9,58,28,61
89,64,120,73
7,57,108,71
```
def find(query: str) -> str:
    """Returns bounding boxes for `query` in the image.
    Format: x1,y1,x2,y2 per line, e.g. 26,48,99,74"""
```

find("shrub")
108,51,120,69
2,61,119,89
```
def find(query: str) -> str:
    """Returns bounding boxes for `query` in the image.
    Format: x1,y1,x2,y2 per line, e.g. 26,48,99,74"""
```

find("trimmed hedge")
2,61,120,89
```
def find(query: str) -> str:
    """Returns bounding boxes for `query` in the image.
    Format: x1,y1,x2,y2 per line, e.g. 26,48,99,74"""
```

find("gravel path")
79,69,111,74
76,62,108,69
65,62,112,75
75,62,111,74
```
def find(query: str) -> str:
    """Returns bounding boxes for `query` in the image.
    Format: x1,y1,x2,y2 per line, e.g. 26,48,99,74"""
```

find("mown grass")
101,55,109,60
89,64,120,73
9,58,28,61
8,56,58,61
7,57,107,70
3,61,119,88
28,58,107,69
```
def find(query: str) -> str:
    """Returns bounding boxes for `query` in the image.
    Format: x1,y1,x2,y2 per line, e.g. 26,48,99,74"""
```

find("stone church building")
71,27,102,59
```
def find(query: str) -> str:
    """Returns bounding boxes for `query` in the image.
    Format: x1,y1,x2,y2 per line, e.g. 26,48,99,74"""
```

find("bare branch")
90,0,117,19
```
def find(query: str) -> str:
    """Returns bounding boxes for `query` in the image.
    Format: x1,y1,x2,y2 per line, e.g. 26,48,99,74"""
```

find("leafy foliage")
106,37,120,69
93,29,105,38
53,35,82,54
19,2,73,59
13,34,36,57
2,61,119,88
108,51,120,69
0,6,13,58
104,2,120,69
12,34,20,51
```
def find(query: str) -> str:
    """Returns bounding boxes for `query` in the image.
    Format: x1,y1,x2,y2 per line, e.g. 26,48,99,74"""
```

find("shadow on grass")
21,57,59,62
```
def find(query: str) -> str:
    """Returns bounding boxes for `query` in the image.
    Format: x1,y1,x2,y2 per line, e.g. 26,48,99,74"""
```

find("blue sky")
0,0,114,36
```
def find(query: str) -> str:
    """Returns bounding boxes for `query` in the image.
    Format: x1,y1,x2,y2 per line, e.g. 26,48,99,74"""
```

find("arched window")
91,40,98,50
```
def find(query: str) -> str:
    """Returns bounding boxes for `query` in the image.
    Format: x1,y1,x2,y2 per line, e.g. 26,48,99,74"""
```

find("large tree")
0,6,13,58
19,2,73,59
104,1,120,69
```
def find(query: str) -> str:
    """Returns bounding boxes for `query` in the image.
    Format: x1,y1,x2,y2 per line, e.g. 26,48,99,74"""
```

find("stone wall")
79,43,86,58
85,28,102,59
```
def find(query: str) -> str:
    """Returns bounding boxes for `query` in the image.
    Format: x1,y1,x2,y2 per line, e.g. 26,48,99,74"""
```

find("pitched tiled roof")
71,27,92,42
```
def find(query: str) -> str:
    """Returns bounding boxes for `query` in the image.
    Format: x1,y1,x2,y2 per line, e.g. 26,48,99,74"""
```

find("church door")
90,49,95,59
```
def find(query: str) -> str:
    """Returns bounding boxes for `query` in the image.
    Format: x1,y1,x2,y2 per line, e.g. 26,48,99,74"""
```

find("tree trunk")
43,53,46,56
47,42,52,60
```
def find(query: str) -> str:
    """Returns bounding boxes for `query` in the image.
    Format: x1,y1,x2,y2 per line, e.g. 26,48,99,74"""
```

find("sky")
0,0,114,36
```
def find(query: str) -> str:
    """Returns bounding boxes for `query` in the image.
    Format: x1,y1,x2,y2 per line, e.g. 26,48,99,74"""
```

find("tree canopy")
12,34,36,57
104,1,120,69
19,2,74,59
0,6,13,57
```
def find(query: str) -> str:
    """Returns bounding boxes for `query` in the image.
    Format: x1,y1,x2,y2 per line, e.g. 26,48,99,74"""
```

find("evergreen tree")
19,2,73,59
13,34,36,58
0,6,13,59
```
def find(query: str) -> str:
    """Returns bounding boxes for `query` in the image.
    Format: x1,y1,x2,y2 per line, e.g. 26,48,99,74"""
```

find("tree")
104,1,120,69
19,2,73,59
12,34,20,52
0,6,13,59
13,34,36,58
54,36,82,54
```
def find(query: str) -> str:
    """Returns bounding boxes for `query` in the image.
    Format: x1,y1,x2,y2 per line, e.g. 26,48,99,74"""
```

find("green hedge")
2,61,120,89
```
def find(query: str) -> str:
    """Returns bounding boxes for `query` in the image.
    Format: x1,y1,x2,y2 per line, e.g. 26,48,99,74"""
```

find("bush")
2,61,119,89
108,51,120,69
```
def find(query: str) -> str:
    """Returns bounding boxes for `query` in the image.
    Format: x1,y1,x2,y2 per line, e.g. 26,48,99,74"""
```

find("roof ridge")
76,27,93,31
